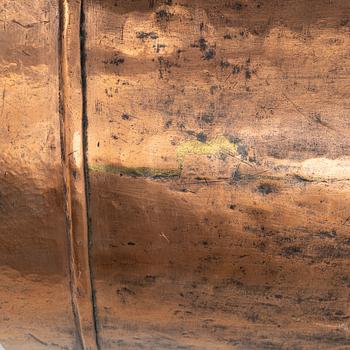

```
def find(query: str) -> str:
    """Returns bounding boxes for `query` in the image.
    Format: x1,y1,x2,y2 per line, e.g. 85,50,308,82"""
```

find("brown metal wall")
86,1,350,349
1,0,350,349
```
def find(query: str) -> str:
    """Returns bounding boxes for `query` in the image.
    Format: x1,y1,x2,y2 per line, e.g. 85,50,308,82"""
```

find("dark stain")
340,276,350,288
177,122,185,130
300,332,350,346
156,9,172,22
95,100,103,114
103,55,124,66
176,48,184,59
226,134,240,144
282,246,302,257
117,287,135,303
316,245,350,259
127,241,135,245
198,37,207,51
203,48,216,60
136,31,158,40
232,64,241,74
249,155,258,164
218,277,243,289
232,2,244,11
256,183,277,195
228,204,236,210
154,43,166,53
316,230,337,239
199,113,215,124
224,33,233,39
220,60,241,75
185,130,196,136
245,68,252,79
226,136,251,162
231,168,241,182
191,37,216,60
121,113,130,120
165,119,172,128
237,144,248,158
246,312,259,323
220,59,230,69
210,85,218,95
144,275,157,283
158,57,172,79
219,152,228,161
255,340,283,350
196,132,207,143
340,17,349,26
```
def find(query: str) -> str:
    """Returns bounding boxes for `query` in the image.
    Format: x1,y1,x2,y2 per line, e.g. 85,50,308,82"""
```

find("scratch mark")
160,232,170,243
12,20,49,28
282,93,334,131
28,333,48,346
1,88,5,119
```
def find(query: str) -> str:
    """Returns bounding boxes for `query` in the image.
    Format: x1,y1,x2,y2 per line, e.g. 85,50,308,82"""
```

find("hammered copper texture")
2,0,350,349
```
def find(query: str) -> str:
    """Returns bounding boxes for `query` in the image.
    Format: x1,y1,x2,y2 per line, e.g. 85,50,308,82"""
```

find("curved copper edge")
58,1,99,349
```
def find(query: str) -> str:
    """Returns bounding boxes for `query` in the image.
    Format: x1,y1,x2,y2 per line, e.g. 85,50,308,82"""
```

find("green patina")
90,164,180,178
90,136,238,178
176,135,238,166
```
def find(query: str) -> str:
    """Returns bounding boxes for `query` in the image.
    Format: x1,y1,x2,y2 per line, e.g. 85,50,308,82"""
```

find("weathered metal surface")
85,0,350,349
2,0,350,349
0,0,77,349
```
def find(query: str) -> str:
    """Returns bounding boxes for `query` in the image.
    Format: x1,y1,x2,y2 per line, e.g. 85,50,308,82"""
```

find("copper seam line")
80,0,101,347
58,0,99,349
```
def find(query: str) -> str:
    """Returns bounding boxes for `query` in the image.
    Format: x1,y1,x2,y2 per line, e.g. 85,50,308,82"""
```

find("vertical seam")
80,0,101,348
